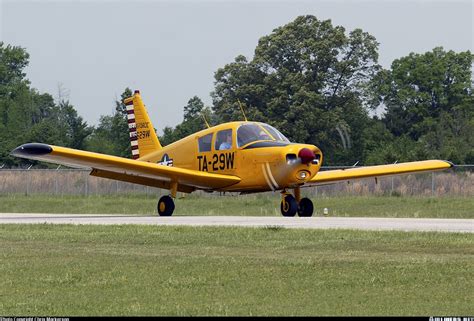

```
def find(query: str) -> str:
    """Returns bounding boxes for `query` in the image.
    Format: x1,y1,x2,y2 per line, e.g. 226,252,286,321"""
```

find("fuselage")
139,121,323,193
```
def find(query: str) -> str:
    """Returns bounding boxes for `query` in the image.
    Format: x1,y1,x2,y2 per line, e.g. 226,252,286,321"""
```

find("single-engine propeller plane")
12,90,453,217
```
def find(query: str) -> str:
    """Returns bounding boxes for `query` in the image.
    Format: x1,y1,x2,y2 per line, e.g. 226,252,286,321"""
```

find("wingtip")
443,160,455,168
11,143,53,158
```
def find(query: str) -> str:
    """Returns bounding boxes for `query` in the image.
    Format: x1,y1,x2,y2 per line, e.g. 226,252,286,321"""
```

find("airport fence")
0,166,472,197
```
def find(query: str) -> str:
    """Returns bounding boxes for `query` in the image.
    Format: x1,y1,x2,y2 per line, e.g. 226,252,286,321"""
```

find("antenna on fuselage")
237,99,248,122
201,113,210,128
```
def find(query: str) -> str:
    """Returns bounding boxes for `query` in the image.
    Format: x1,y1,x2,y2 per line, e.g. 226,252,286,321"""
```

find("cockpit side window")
198,133,213,152
215,129,233,151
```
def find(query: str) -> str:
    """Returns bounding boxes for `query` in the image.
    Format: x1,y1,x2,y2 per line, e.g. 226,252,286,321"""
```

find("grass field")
0,194,473,218
0,224,472,316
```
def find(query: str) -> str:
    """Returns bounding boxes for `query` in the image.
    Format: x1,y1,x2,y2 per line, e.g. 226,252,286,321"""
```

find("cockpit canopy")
237,123,290,148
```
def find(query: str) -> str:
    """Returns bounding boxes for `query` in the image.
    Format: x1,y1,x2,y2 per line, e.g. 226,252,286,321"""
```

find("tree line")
1,15,472,168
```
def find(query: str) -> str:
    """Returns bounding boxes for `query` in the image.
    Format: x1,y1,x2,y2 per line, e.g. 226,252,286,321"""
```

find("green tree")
0,43,32,166
370,47,473,163
0,43,92,167
86,88,132,158
159,126,178,147
159,96,209,146
57,100,92,150
212,15,381,165
0,42,30,93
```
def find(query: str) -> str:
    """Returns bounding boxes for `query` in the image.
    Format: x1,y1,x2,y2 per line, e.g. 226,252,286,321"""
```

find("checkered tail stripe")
126,100,139,160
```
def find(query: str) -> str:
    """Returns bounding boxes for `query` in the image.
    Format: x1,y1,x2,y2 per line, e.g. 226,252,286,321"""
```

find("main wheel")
157,195,175,216
298,197,314,217
280,194,298,217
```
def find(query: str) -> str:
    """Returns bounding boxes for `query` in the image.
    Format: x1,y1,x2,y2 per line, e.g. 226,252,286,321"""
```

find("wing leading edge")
11,143,241,192
308,160,453,186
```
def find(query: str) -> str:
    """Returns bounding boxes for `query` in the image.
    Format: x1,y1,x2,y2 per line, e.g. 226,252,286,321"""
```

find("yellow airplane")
12,90,453,217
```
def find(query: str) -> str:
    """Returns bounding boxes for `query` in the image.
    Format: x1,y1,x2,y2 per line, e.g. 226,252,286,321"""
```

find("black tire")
280,194,298,217
298,197,314,217
157,195,175,216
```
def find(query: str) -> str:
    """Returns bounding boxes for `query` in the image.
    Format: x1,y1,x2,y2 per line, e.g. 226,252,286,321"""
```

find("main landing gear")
157,182,177,216
280,187,314,217
158,195,175,216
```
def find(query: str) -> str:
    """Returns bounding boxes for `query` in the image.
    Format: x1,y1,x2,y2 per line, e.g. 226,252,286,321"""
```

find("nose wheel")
281,194,298,217
280,189,314,217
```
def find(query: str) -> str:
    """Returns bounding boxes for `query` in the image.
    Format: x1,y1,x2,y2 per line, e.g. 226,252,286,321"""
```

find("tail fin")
123,90,162,159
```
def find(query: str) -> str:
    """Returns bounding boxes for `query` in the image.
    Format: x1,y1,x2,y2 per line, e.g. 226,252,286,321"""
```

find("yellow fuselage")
139,121,323,193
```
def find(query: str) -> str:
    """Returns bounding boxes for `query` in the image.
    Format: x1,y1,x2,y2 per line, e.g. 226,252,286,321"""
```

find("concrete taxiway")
0,213,472,233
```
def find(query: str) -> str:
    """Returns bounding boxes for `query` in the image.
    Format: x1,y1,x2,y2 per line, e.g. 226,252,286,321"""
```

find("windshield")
237,123,289,147
261,124,290,142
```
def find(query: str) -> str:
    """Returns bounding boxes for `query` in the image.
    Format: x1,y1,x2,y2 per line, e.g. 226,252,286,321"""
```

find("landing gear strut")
157,181,177,216
280,187,314,217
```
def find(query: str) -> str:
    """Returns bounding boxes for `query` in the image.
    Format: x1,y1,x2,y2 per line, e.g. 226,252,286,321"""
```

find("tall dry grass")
309,171,474,197
0,170,159,196
0,169,472,197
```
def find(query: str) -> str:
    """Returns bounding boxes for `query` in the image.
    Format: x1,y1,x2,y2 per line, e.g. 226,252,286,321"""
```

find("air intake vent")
286,153,297,164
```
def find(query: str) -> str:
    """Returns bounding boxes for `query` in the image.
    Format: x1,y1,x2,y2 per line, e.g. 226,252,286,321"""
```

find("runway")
0,213,472,233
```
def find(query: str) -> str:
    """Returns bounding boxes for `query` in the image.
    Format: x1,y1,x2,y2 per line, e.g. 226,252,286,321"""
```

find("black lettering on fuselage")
219,154,225,170
226,152,234,169
197,152,235,172
197,155,203,171
212,154,218,171
202,155,208,171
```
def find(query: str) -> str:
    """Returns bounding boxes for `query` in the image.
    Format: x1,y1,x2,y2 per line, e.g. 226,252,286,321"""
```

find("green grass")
0,224,472,316
0,194,473,218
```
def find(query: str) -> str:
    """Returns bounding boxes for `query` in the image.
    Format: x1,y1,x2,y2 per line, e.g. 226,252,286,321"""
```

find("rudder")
123,90,162,159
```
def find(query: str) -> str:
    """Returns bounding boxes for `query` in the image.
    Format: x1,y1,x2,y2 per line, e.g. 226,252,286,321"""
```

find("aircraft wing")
308,160,453,186
11,143,241,192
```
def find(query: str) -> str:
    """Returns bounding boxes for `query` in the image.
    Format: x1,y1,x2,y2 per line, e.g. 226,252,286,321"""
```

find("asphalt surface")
0,213,472,233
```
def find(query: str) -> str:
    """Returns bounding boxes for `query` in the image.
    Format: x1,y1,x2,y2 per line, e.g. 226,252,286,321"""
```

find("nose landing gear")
280,187,314,217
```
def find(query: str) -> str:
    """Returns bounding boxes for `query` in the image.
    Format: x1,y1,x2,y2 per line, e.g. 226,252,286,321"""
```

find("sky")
1,0,472,135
